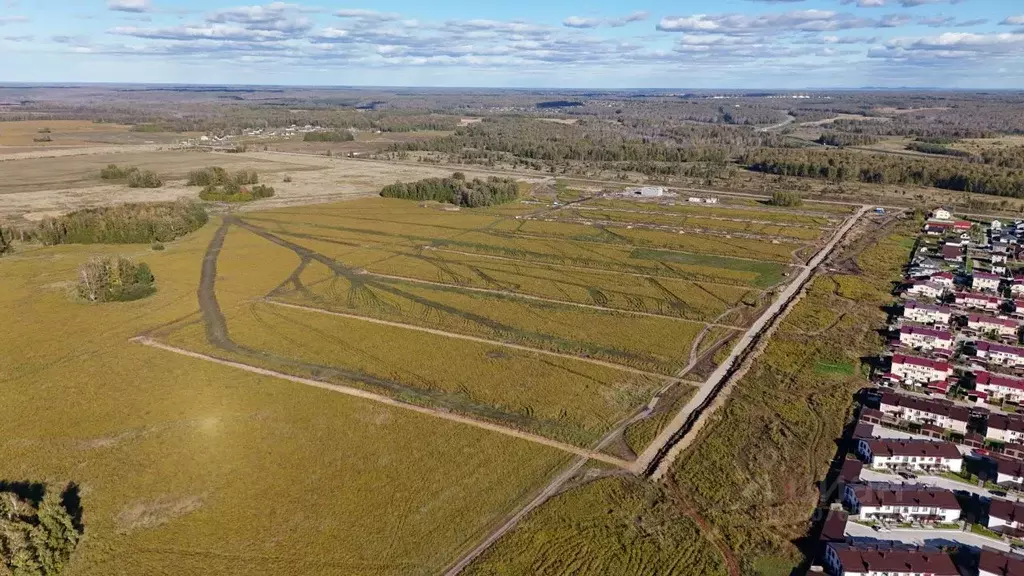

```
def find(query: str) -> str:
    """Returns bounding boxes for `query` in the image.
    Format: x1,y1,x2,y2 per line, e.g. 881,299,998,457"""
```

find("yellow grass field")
0,224,570,575
0,120,133,146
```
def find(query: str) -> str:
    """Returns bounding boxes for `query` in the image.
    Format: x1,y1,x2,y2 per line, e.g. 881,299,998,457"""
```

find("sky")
1,0,1023,88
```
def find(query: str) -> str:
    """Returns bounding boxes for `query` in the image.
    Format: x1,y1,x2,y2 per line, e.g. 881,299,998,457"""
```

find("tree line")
380,172,519,207
32,201,208,245
99,164,163,188
741,148,1024,197
303,131,354,142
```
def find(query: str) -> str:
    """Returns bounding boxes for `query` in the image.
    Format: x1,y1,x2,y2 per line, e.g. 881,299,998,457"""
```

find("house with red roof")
898,324,953,351
824,544,959,576
854,438,963,473
903,301,952,325
889,354,952,386
974,271,1003,292
878,391,968,433
956,291,1002,311
979,549,1024,576
842,483,962,524
969,313,1020,338
977,341,1024,367
987,412,1024,444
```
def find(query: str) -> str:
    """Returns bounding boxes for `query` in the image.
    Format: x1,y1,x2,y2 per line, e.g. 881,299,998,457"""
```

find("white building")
987,413,1024,444
898,324,953,351
855,438,963,473
929,271,956,289
976,341,1024,367
902,301,952,325
1012,278,1024,297
889,354,952,386
993,219,1004,231
992,455,1024,486
956,291,1002,311
974,271,1002,292
968,314,1020,338
843,483,961,524
632,186,664,197
932,208,953,221
824,544,959,576
878,392,969,434
906,281,947,300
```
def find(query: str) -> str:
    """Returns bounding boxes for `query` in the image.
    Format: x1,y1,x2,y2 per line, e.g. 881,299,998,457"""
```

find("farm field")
466,214,912,576
581,197,850,222
536,207,829,240
0,224,569,576
1,185,845,575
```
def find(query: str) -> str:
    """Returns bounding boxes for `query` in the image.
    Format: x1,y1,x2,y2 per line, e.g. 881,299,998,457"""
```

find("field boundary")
131,336,633,468
361,270,743,326
264,299,683,380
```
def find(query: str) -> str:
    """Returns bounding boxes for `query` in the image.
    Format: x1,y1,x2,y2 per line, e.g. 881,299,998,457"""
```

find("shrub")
283,175,293,183
768,190,803,207
33,201,208,245
151,242,165,251
186,166,229,187
126,169,163,189
32,135,52,142
234,169,258,185
0,481,82,576
77,256,155,302
0,226,13,256
199,183,275,202
100,164,140,180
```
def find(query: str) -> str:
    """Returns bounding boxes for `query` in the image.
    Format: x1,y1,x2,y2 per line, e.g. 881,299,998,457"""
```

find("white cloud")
656,10,902,34
107,0,152,13
335,9,401,21
562,12,647,29
0,15,29,24
841,0,887,7
1001,15,1024,26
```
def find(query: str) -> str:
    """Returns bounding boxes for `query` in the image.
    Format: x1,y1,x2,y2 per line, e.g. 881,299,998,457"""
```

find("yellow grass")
0,120,132,146
0,222,570,575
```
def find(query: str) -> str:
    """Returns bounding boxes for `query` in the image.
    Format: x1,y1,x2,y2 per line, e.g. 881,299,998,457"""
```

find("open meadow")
0,149,853,574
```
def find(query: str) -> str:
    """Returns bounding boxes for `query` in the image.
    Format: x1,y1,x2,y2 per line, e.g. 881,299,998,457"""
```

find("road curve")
634,205,870,479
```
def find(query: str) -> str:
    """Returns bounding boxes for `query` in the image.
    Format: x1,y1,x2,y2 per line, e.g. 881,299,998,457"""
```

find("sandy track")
132,336,630,468
635,205,869,479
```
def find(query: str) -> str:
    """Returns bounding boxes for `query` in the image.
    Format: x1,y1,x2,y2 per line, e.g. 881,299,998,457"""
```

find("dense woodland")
741,149,1024,197
380,172,519,207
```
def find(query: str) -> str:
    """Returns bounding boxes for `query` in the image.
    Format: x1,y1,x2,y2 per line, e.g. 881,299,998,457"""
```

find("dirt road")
634,205,870,479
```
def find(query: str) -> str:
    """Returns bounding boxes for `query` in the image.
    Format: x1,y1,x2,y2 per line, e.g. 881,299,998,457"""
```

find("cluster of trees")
303,131,354,142
905,141,972,157
741,149,1024,198
769,190,803,207
199,183,275,202
0,482,81,576
77,256,155,302
816,132,880,147
186,167,258,187
380,172,518,207
33,201,208,245
99,165,163,188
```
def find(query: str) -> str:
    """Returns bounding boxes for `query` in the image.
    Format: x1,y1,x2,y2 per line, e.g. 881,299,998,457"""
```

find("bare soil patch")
115,495,204,534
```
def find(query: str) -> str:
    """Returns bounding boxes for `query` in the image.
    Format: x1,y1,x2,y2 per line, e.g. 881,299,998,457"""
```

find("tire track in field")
264,299,681,382
359,270,739,327
131,336,630,468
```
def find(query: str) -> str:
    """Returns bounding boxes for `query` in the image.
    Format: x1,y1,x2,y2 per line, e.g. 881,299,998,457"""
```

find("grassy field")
545,208,828,240
467,216,911,576
0,224,571,576
664,221,914,573
0,150,304,195
0,120,133,146
581,198,847,223
464,478,727,576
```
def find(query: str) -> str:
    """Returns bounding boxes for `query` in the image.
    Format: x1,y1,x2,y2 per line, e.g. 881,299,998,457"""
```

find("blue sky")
1,0,1023,88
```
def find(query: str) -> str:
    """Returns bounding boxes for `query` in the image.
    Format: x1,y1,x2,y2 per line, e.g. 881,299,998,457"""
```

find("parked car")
898,471,918,480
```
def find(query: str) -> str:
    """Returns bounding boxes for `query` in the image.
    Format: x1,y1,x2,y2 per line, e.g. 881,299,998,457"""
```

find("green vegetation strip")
630,248,787,288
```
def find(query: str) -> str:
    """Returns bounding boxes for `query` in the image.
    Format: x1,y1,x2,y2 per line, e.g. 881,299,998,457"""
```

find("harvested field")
536,209,826,241
582,198,846,223
0,119,133,146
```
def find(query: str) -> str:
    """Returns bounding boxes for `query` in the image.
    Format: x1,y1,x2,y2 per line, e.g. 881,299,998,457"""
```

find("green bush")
33,201,208,245
126,170,163,189
199,183,275,202
100,164,142,181
0,482,82,576
77,256,155,302
768,190,803,207
186,166,230,187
